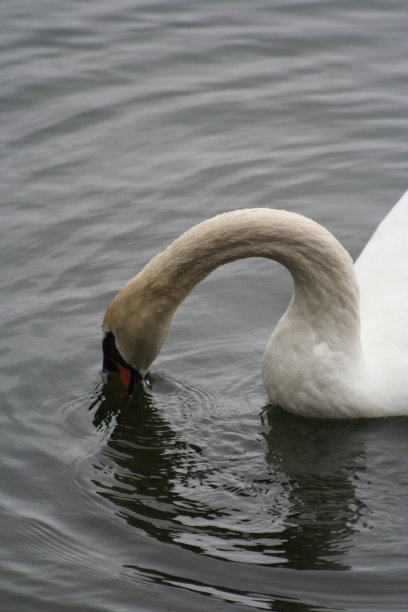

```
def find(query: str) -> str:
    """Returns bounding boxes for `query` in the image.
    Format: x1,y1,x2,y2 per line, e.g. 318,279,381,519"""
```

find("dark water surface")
1,1,408,610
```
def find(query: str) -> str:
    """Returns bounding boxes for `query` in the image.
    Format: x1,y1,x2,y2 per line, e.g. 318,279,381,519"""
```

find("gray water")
1,1,408,610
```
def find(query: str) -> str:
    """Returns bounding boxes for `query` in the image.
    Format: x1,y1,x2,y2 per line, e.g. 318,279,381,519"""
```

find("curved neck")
147,209,358,322
105,209,361,371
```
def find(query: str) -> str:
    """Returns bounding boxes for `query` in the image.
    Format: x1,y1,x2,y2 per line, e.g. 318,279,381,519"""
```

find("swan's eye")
102,331,140,393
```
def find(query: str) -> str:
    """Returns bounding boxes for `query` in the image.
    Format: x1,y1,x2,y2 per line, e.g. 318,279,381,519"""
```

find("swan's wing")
354,190,408,351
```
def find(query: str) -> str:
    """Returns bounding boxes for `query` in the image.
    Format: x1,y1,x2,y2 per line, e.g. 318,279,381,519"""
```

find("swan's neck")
103,209,361,373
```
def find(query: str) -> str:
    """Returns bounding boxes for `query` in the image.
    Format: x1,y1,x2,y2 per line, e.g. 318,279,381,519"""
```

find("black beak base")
102,331,141,394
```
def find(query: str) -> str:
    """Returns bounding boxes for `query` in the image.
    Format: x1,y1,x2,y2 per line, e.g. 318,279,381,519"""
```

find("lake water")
1,1,408,610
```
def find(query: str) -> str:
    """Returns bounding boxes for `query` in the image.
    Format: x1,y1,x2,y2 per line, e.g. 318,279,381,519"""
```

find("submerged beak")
102,331,140,394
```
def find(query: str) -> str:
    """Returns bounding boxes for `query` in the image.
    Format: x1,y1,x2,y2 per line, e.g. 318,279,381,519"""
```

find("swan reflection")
261,408,370,569
89,374,374,570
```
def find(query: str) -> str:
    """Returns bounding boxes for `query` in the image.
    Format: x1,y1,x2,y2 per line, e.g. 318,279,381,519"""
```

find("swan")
102,190,408,418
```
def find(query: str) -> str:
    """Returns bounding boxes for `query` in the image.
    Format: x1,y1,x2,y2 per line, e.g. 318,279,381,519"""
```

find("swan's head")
102,273,177,393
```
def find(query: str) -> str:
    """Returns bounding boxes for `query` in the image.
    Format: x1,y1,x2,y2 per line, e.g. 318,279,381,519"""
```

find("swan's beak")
103,354,139,394
102,331,140,394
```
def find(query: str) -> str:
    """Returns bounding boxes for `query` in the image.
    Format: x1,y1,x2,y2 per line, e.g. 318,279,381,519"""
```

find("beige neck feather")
103,209,361,373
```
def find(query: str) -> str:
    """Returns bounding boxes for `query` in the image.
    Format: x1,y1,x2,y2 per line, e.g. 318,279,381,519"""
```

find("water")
1,0,408,610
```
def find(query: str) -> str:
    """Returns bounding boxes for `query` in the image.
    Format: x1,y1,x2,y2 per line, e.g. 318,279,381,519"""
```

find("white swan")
102,190,408,418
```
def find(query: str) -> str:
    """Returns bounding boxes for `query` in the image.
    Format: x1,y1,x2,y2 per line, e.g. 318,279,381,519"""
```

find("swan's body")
103,191,408,418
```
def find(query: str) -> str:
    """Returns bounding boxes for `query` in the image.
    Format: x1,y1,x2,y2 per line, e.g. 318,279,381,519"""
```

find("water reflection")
262,408,369,570
90,376,370,571
90,375,219,546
